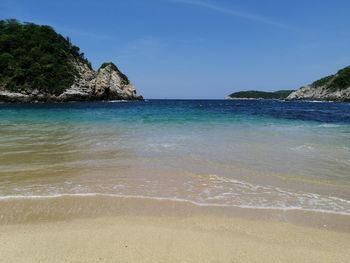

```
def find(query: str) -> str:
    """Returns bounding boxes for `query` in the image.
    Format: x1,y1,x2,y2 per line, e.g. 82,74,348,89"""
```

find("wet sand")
1,215,350,263
1,196,350,263
1,195,349,231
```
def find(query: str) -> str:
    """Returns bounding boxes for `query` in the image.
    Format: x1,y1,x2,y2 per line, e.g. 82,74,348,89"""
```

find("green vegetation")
311,66,350,91
100,62,130,85
229,90,294,99
327,66,350,91
0,19,90,95
230,65,350,100
311,75,334,88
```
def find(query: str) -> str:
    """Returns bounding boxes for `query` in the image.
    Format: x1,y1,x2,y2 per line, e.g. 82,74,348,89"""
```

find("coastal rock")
0,60,143,103
0,90,30,103
287,66,350,102
287,85,350,102
0,20,143,103
57,60,96,101
94,63,140,100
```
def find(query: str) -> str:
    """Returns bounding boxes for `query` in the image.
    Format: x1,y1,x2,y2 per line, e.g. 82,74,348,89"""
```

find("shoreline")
1,192,349,215
1,213,349,262
1,195,349,232
226,97,347,103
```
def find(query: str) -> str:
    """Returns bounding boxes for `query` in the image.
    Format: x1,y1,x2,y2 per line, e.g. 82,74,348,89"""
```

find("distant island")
227,66,350,102
226,90,294,100
0,19,143,103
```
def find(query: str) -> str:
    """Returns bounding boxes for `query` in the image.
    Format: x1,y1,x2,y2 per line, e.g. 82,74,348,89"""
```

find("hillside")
287,66,350,101
227,90,294,100
0,19,142,102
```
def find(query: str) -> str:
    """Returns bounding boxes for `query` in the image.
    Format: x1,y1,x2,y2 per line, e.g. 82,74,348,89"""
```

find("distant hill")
227,90,294,100
287,66,350,101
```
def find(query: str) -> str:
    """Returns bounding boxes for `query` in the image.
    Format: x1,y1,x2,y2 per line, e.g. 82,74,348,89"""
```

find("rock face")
287,66,350,102
94,63,138,100
287,85,350,102
0,61,143,103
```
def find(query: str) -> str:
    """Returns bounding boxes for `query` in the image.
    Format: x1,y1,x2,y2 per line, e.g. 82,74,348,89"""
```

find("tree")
0,19,90,95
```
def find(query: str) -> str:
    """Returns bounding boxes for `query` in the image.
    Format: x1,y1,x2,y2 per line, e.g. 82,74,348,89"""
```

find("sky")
1,0,350,99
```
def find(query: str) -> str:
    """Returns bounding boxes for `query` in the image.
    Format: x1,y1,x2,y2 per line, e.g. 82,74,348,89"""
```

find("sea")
0,99,350,224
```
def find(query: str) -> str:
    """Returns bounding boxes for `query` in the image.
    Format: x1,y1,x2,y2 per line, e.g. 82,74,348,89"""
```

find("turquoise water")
0,100,350,215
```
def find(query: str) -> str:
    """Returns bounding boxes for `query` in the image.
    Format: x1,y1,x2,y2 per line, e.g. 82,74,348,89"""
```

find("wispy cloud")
171,0,291,29
118,36,166,61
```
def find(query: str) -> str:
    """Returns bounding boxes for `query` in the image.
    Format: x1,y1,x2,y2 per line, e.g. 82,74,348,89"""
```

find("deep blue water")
1,99,350,124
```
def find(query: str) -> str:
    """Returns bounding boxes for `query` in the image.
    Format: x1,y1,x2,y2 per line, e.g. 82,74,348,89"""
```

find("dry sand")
1,215,349,263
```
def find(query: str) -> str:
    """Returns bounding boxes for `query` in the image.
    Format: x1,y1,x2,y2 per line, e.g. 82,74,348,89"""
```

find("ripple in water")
0,100,349,216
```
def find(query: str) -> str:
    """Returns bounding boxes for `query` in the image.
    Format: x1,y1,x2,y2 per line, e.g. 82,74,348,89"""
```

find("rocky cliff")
55,61,142,102
287,66,350,102
286,85,350,102
0,60,143,103
0,19,142,103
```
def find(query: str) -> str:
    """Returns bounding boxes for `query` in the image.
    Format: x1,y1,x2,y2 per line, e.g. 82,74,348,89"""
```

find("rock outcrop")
0,61,143,103
287,85,350,102
0,20,143,103
287,66,350,102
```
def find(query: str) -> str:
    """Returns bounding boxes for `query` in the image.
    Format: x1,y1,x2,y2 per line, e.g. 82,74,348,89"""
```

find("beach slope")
1,215,349,263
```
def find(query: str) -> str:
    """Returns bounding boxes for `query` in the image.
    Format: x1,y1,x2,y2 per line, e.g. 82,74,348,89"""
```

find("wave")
291,144,315,152
108,100,128,103
1,192,349,216
318,123,341,128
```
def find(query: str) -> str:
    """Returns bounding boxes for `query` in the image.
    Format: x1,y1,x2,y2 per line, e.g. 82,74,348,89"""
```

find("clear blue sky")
1,0,350,99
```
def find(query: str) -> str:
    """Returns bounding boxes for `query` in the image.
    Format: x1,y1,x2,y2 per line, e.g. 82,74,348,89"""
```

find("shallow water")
0,100,349,220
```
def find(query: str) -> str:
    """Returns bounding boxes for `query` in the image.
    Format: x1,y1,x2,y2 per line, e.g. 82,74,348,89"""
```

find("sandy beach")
2,3,350,262
1,214,349,263
1,101,350,263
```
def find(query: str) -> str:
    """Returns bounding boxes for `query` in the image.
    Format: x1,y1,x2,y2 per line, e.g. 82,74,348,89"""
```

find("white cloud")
171,0,291,29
